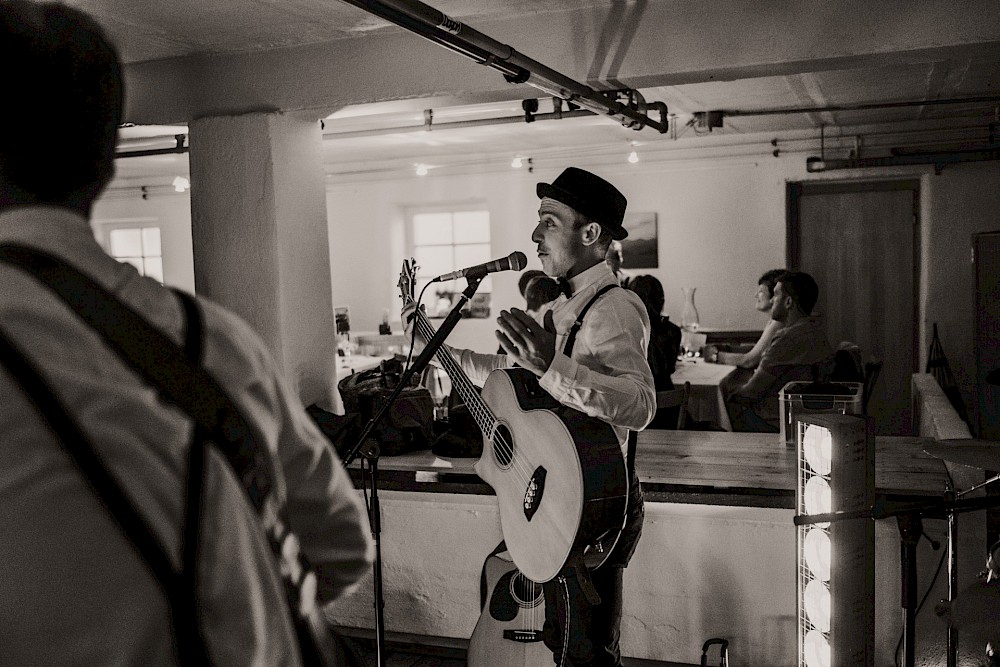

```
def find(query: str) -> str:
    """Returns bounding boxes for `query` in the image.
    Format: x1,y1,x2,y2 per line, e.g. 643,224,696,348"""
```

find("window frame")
405,204,493,320
97,218,164,283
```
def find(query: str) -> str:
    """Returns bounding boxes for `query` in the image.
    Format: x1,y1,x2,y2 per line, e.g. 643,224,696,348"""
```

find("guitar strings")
412,314,526,473
401,264,533,486
412,309,535,485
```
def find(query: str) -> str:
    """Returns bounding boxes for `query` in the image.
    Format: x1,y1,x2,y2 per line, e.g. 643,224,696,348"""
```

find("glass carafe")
680,287,700,332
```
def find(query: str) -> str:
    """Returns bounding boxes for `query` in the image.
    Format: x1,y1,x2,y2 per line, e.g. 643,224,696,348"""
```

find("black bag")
338,358,434,456
431,403,483,458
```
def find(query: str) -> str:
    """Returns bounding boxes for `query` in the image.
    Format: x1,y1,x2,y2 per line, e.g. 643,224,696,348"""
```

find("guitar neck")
410,307,496,435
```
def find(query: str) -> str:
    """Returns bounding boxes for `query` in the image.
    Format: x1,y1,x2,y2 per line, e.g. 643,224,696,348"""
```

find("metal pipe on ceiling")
724,95,1000,118
337,0,669,133
325,106,594,139
807,146,1000,173
115,134,187,159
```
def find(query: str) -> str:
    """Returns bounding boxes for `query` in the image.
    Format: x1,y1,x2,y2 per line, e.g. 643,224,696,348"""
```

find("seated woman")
706,268,785,369
628,275,682,428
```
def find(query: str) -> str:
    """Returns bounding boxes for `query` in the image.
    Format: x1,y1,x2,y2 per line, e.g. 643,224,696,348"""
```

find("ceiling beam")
122,0,1000,125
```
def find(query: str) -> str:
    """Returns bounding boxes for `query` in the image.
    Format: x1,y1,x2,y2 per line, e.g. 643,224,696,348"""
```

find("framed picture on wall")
620,212,658,269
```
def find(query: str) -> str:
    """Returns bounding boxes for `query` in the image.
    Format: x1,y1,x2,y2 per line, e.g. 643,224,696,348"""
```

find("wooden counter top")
636,430,948,496
349,430,950,507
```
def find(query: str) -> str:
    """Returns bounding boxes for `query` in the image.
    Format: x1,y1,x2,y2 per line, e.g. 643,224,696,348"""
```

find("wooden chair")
655,381,691,430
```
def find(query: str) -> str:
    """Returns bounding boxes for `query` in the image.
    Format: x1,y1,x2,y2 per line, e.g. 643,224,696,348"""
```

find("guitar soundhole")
492,423,514,468
509,572,542,608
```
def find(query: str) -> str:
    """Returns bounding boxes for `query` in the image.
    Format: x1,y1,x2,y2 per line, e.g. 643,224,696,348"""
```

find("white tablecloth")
672,358,738,431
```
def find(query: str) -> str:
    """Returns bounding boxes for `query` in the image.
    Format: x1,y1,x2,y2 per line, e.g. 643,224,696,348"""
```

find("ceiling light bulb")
511,157,523,169
415,164,428,176
627,150,639,164
172,176,190,192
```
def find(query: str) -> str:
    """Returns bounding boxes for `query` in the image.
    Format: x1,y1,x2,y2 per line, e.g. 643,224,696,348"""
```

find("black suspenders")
0,268,211,663
0,244,342,665
560,283,638,473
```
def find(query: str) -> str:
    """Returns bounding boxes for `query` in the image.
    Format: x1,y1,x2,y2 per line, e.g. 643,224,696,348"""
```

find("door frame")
786,178,922,379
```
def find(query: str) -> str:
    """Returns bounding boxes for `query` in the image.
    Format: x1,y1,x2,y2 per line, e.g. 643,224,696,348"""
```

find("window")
108,226,163,282
411,209,492,318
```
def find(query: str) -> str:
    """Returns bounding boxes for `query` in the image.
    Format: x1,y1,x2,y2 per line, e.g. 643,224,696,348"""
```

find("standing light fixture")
796,413,875,667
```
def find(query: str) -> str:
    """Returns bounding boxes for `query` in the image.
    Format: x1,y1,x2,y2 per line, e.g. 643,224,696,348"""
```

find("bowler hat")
537,167,629,240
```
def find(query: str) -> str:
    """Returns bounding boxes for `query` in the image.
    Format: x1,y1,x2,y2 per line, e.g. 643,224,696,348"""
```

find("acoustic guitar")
468,550,550,667
399,259,628,584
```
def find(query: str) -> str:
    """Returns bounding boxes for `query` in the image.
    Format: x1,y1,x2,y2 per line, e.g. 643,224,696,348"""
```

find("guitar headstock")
398,257,418,305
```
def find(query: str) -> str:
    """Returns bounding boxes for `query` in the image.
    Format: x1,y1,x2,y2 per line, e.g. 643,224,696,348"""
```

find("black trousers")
541,479,644,667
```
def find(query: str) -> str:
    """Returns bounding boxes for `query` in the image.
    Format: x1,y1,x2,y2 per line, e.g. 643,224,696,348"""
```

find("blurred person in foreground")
0,3,372,664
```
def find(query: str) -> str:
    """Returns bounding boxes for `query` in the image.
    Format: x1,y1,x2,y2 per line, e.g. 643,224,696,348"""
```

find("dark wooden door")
974,231,1000,439
788,180,919,435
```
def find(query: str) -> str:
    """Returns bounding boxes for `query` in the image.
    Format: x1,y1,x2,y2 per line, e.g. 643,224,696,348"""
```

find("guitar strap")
479,540,509,610
0,244,340,665
0,303,211,664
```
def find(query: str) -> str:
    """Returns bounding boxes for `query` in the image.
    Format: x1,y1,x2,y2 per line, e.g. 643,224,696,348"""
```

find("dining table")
671,356,739,431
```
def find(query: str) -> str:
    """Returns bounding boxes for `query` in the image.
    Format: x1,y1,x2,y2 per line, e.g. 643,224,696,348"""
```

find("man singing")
406,167,655,666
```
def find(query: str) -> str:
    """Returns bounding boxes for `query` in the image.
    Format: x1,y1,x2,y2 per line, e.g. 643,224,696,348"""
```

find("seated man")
721,271,834,432
705,268,785,369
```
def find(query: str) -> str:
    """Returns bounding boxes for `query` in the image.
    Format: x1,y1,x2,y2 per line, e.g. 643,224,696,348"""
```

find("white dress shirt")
0,205,373,666
450,261,656,455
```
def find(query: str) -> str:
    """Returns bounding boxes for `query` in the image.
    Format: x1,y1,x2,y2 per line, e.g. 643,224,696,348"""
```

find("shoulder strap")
562,284,619,357
0,325,211,664
175,289,208,651
0,244,274,508
0,245,338,666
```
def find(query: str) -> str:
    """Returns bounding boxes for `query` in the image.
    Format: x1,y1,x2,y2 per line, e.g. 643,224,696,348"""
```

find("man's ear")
579,221,603,247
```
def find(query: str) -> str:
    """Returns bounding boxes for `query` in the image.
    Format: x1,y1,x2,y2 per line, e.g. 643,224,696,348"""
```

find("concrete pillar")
188,111,337,410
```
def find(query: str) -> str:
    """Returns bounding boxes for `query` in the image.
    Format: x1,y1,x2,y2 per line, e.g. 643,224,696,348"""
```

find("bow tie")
557,277,573,299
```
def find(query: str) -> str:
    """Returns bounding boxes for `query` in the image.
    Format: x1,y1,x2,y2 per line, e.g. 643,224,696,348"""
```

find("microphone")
432,251,527,282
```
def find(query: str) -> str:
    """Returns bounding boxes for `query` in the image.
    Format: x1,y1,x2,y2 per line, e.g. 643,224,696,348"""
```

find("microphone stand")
341,276,482,667
796,492,1000,667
